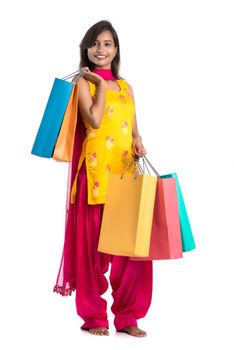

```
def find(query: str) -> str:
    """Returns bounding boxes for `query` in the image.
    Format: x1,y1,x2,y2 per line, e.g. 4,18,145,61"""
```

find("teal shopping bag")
31,78,74,158
161,173,196,252
31,70,84,159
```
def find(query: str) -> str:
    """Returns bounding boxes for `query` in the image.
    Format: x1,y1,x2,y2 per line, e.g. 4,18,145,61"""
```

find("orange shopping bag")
52,82,79,162
98,158,157,257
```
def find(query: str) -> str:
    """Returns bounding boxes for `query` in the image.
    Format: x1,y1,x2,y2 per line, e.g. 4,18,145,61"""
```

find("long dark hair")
79,20,121,79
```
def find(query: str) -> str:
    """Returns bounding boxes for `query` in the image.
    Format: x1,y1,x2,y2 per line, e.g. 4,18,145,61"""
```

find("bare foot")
88,327,109,336
118,326,147,337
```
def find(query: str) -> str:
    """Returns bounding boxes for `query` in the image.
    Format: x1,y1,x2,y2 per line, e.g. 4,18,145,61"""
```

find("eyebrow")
95,39,113,43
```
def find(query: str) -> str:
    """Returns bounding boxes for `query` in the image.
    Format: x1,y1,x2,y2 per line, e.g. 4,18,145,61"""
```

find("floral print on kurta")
77,79,135,204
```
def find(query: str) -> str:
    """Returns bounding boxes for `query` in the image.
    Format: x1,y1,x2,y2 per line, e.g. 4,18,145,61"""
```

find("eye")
105,42,111,46
91,41,97,47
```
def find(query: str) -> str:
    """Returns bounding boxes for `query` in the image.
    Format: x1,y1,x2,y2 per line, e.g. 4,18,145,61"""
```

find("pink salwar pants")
55,160,153,331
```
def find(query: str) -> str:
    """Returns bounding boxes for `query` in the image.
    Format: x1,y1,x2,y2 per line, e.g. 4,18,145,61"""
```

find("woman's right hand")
81,67,107,87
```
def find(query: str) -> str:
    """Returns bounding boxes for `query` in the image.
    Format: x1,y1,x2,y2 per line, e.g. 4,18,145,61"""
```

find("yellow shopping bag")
98,159,157,257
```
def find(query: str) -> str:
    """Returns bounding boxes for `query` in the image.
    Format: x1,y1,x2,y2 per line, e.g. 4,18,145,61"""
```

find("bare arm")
77,73,107,129
128,84,142,141
128,84,147,156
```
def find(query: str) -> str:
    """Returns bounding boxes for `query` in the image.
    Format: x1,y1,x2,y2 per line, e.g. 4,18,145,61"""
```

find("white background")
0,0,234,349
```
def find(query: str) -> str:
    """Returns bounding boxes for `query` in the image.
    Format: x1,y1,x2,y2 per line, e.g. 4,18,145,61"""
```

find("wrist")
96,79,106,87
133,135,142,142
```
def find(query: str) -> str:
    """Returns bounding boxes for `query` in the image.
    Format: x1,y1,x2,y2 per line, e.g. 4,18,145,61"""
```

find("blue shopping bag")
31,78,74,158
160,173,196,252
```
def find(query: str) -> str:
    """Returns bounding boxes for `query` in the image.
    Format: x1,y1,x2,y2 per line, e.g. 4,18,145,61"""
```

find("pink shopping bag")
131,177,183,260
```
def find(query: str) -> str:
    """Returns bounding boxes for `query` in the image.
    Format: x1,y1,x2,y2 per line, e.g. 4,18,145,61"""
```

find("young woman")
54,20,153,337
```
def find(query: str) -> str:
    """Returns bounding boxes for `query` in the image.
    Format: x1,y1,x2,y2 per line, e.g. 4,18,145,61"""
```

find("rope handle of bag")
120,155,161,179
62,70,86,82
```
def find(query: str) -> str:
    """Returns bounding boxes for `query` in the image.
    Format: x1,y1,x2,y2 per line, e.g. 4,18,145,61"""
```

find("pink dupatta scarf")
53,111,86,295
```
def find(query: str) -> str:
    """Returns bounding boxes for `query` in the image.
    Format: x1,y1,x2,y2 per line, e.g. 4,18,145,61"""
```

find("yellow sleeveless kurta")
71,79,135,205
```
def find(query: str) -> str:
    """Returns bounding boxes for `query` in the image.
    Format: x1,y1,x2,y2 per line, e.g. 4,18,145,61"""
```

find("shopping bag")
98,159,157,257
130,157,183,260
161,173,196,252
52,82,79,161
31,70,83,160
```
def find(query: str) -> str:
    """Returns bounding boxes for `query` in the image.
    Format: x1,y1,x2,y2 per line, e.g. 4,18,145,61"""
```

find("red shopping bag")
131,176,183,260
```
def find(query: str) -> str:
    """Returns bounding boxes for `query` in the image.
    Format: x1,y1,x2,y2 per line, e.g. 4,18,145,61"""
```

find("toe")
120,327,147,337
88,327,109,336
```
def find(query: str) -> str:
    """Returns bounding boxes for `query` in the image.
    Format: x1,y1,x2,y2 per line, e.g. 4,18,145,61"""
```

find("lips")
95,55,107,59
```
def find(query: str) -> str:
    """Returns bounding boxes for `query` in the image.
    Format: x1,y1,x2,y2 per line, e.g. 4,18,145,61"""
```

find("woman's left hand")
132,138,147,157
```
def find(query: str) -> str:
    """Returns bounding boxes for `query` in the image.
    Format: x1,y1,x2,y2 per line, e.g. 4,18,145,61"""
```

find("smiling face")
87,30,118,69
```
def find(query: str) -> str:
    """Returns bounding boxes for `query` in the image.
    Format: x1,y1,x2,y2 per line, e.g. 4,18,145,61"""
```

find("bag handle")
62,69,86,81
120,158,139,179
135,156,161,178
120,156,161,179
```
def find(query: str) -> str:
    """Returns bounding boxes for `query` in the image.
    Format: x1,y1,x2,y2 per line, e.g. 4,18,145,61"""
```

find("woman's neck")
91,68,117,81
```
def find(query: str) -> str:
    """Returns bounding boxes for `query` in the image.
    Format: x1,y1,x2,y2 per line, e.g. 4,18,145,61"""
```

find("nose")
96,42,105,52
